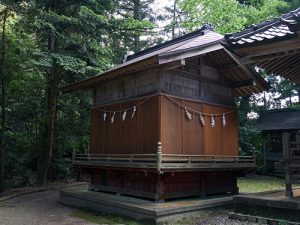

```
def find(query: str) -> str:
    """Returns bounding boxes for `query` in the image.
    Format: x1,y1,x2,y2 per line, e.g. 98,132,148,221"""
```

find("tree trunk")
37,34,59,186
0,8,8,193
133,0,141,53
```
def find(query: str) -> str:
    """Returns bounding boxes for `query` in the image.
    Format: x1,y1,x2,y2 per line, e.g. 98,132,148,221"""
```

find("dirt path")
0,190,96,225
0,190,257,225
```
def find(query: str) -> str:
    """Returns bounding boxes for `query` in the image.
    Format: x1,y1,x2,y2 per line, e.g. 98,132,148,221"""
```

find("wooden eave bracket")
223,48,270,91
233,79,256,89
61,56,159,93
240,46,300,65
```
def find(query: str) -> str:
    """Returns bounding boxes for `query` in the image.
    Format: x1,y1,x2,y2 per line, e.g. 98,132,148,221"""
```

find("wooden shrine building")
224,7,300,200
63,24,270,201
257,109,300,174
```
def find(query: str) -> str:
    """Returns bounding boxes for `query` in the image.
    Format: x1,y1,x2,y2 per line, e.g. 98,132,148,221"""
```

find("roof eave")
62,56,159,93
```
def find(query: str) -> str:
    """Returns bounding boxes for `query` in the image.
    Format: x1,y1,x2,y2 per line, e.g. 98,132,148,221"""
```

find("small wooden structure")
224,7,300,200
257,109,300,174
224,8,300,223
64,24,269,201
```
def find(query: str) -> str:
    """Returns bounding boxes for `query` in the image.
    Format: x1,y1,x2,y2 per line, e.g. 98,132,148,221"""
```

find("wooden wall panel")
120,101,138,154
89,96,159,154
161,96,183,154
202,105,223,155
104,104,121,154
161,95,238,156
139,97,159,153
203,105,238,156
90,95,237,156
89,108,106,154
221,110,238,155
182,100,203,155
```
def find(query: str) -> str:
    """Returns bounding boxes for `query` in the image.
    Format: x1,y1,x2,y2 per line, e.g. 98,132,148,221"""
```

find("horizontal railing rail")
72,152,255,170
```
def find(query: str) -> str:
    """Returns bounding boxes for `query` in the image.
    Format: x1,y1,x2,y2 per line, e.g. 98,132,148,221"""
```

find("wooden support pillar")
263,139,267,169
231,176,239,195
282,132,293,197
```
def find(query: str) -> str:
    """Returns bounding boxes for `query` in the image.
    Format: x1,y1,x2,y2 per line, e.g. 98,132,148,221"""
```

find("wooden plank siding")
89,96,159,154
160,95,238,156
91,95,238,156
202,104,238,156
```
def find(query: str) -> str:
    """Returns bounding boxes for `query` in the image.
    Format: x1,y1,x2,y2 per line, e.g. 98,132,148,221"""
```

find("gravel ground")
0,190,258,225
0,191,95,225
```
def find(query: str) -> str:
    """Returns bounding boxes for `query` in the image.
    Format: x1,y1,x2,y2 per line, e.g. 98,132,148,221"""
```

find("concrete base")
59,185,233,224
232,187,300,224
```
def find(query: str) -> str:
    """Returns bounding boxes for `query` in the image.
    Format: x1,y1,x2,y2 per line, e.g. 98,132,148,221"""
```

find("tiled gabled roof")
125,24,222,62
224,7,300,47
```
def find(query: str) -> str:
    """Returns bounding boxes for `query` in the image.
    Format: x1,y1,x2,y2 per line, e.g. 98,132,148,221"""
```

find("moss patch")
238,175,285,193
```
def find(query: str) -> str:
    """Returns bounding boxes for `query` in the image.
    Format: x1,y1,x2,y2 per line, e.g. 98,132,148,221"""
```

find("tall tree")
114,0,156,54
0,6,8,193
16,0,117,185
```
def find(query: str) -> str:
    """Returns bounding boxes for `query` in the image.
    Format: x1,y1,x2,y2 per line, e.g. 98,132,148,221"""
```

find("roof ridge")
125,24,215,62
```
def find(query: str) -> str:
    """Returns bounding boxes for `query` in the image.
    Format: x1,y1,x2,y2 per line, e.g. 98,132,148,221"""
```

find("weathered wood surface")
94,57,236,106
89,96,159,155
85,167,241,200
89,95,238,156
73,153,255,170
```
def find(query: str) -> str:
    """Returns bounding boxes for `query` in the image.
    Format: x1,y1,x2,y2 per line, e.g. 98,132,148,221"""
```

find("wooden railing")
73,143,255,170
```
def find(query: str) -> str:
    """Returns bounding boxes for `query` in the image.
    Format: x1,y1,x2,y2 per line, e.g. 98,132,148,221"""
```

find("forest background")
0,0,300,192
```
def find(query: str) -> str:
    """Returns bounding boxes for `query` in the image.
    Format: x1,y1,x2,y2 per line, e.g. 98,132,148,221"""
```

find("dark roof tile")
257,108,300,131
224,7,300,47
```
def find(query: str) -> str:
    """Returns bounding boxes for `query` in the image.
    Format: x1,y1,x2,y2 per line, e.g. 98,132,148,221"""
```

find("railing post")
157,141,162,172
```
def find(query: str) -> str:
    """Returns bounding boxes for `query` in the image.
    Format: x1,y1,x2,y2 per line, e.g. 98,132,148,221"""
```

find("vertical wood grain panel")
104,104,121,154
89,96,159,154
139,97,159,153
182,100,203,155
221,110,238,155
161,96,183,154
203,105,238,156
120,101,138,154
203,105,223,155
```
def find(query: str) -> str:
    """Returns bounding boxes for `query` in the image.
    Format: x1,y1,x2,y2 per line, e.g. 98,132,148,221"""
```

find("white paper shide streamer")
131,106,136,118
211,115,215,128
122,111,127,121
185,107,192,120
222,113,226,127
111,112,116,124
103,112,107,121
199,113,205,126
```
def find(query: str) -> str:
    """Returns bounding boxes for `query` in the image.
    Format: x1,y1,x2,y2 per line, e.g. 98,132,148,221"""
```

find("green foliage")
178,0,289,34
1,0,300,188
